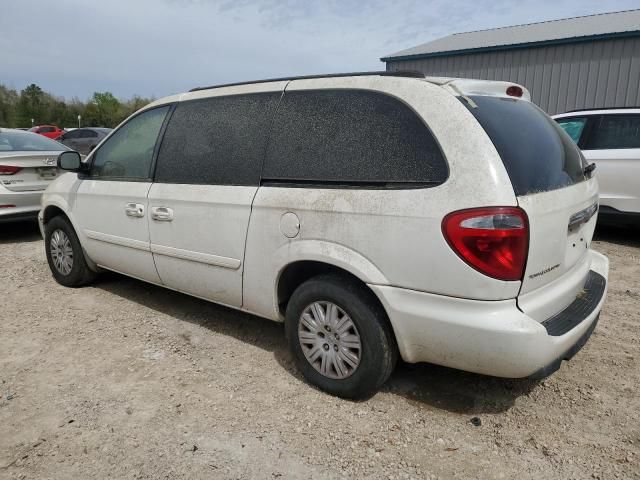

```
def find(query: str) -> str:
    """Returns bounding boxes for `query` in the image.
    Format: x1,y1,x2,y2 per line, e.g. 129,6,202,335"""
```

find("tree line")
0,83,154,129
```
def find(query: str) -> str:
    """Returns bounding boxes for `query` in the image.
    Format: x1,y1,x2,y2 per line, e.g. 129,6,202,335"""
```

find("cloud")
1,0,638,99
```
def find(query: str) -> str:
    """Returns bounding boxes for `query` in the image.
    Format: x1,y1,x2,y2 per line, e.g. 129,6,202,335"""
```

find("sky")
2,0,639,101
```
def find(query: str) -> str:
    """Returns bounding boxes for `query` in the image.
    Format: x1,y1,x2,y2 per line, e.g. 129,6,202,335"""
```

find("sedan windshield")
0,130,69,152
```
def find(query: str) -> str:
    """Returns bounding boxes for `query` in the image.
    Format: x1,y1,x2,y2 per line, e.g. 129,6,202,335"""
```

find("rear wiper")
584,162,596,176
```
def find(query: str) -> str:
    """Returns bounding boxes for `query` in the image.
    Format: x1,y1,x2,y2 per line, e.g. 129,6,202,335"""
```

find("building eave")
381,30,640,63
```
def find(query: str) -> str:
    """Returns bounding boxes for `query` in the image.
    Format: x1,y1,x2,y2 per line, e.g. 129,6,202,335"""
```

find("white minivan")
40,72,608,398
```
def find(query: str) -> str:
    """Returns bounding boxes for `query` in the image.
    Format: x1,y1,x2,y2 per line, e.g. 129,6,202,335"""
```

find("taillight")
442,207,529,281
0,165,22,175
506,85,523,98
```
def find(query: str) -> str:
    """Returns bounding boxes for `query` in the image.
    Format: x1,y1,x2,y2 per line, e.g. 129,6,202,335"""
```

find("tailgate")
517,178,598,295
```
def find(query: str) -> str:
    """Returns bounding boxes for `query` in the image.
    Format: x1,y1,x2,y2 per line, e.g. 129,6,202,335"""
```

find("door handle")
151,206,174,222
125,203,145,218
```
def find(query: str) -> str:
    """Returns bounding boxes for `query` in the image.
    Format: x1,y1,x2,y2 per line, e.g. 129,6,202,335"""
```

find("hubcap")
298,301,362,380
50,229,74,275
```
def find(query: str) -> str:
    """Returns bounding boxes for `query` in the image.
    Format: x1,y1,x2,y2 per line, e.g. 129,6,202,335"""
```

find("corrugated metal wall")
385,37,640,114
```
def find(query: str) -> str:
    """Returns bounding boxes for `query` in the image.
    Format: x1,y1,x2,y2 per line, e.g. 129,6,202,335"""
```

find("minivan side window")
90,106,170,180
556,117,587,144
583,114,640,150
154,92,280,186
262,89,448,187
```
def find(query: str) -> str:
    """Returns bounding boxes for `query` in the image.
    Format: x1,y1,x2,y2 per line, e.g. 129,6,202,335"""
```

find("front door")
72,106,171,283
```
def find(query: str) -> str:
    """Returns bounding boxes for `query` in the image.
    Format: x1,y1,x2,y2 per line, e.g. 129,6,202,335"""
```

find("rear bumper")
0,187,43,223
370,250,609,378
0,210,39,224
529,314,599,379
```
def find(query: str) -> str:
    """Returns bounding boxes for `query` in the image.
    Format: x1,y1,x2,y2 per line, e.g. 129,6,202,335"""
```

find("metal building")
381,10,640,114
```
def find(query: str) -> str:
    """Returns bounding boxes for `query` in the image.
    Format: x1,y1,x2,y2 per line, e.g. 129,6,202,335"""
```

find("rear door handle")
125,203,145,218
151,206,174,222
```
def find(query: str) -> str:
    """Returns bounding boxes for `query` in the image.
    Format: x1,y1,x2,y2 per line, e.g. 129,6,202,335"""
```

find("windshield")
462,96,586,196
0,130,69,152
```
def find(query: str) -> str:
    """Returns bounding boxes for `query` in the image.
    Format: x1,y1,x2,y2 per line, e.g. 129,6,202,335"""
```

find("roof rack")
189,70,425,92
566,106,640,113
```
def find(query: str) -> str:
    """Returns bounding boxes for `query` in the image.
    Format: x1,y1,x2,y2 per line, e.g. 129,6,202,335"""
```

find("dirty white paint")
40,74,610,376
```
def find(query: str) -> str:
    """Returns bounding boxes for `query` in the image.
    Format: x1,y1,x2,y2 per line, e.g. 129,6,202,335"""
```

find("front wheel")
285,274,398,399
45,215,96,287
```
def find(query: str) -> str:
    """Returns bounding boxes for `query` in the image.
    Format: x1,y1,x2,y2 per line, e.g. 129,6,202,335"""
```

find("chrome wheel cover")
50,229,74,275
298,301,362,379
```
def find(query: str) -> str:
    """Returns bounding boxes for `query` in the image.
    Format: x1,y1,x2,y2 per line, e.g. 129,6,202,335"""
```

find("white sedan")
0,128,70,223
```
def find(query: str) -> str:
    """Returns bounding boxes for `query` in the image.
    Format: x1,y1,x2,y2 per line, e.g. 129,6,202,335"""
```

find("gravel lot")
1,221,639,480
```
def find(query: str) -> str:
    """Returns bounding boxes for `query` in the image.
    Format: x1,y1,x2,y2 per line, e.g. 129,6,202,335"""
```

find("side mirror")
57,151,83,171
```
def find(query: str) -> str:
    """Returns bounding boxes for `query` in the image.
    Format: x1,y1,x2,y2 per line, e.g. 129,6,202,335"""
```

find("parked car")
28,125,65,139
40,72,608,398
57,128,112,155
554,109,640,226
0,129,69,223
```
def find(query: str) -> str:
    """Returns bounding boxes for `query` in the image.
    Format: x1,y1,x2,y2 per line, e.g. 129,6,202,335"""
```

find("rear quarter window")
463,96,586,196
262,89,448,187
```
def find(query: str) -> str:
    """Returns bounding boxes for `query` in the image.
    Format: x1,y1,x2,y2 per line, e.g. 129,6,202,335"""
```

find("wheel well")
277,261,389,321
43,205,68,225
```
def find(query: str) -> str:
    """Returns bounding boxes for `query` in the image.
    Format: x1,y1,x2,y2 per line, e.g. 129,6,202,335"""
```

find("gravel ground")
1,221,639,480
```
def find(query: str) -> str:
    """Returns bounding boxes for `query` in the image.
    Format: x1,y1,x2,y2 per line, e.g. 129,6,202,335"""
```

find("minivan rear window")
463,96,586,196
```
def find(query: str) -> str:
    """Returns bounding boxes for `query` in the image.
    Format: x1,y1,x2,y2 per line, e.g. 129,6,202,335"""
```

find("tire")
45,215,97,287
285,274,398,399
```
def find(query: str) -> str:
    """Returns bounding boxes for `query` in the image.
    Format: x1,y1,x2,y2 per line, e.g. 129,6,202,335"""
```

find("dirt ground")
0,221,638,480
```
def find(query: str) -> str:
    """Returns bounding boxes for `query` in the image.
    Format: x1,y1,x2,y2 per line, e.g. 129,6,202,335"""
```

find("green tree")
0,85,19,127
0,83,153,129
16,83,46,127
88,91,121,127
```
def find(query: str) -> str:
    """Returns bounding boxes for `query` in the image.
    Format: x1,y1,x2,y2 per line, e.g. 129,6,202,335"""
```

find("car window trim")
148,103,177,182
83,104,175,182
260,178,442,189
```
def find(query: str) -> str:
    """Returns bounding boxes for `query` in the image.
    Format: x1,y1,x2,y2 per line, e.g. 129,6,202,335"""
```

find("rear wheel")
45,215,96,287
285,274,397,399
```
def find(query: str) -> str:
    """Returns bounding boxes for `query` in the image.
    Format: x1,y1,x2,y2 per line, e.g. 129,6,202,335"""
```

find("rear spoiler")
429,78,531,102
